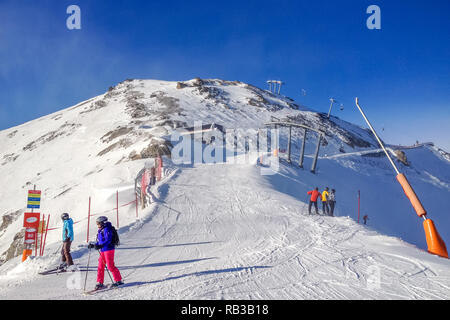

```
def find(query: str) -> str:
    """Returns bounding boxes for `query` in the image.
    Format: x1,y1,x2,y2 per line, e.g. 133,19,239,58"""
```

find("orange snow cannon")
355,97,448,259
423,219,449,258
396,173,426,218
396,173,448,258
22,249,32,262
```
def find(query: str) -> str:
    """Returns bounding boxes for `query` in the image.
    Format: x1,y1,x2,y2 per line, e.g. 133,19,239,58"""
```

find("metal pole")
274,124,278,153
299,129,307,168
256,130,260,153
355,98,400,175
358,190,361,224
83,248,92,292
87,197,91,243
287,126,292,163
311,133,322,173
327,99,335,119
355,97,432,223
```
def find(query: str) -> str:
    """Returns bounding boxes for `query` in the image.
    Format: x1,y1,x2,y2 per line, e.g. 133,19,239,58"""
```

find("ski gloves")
88,242,102,250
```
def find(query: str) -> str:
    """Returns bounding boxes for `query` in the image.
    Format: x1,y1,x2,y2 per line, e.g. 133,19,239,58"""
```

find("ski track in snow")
1,162,449,300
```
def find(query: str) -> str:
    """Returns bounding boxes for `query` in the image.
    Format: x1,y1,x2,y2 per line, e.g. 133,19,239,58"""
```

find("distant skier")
321,187,330,215
328,189,336,217
60,213,74,270
307,187,321,215
88,216,123,290
363,215,369,225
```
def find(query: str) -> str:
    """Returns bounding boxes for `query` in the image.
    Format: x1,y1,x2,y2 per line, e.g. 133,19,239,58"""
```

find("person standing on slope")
60,213,74,270
307,187,321,215
321,187,330,215
328,189,336,217
363,215,369,225
88,216,123,290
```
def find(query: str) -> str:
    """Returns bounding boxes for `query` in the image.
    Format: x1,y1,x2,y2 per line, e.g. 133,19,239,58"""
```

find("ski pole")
53,243,63,257
355,97,448,258
83,247,92,292
98,249,115,284
304,195,309,215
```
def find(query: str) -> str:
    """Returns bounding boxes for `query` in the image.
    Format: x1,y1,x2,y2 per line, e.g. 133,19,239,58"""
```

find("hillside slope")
0,78,449,299
0,160,449,299
0,77,383,264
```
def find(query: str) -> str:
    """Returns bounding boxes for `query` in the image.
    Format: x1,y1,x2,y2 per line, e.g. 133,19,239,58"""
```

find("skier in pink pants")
88,216,123,290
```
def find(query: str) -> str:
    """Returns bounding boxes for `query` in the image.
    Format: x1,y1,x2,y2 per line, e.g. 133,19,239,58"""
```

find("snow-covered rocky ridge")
0,78,449,299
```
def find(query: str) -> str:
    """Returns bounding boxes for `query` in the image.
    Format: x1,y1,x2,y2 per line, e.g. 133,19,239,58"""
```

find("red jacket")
307,190,321,202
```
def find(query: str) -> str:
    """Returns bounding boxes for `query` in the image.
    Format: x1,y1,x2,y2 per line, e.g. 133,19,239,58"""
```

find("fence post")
135,193,138,218
158,156,163,180
39,214,45,256
41,214,50,256
34,232,38,257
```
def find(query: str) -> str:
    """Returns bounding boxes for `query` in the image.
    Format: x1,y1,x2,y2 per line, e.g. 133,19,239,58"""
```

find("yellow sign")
38,220,46,234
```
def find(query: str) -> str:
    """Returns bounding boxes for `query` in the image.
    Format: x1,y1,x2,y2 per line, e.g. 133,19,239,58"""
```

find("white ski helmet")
96,216,108,225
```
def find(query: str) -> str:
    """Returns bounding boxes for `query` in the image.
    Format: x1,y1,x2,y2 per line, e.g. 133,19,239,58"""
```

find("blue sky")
1,0,449,150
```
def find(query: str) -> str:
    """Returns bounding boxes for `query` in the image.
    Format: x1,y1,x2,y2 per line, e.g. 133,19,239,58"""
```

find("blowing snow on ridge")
0,78,449,300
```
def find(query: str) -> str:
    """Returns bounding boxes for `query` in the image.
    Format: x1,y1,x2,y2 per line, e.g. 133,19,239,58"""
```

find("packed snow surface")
0,159,449,299
0,78,449,299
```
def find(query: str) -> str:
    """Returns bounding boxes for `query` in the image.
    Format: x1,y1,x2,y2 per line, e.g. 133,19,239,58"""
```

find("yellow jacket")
321,191,329,201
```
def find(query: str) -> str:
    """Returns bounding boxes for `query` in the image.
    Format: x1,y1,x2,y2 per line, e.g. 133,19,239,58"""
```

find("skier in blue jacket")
60,212,74,269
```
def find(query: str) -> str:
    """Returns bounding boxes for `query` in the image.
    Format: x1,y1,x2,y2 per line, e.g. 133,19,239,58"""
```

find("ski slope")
1,159,449,300
0,78,449,300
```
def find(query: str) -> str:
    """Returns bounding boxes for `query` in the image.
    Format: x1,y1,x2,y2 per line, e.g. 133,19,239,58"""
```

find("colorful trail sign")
27,190,41,209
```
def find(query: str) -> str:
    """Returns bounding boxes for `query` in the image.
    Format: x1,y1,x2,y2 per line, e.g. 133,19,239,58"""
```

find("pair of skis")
38,266,124,295
38,266,86,275
82,247,125,295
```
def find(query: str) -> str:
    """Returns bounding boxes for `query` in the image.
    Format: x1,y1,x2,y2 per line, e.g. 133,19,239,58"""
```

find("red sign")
23,212,40,229
24,230,37,244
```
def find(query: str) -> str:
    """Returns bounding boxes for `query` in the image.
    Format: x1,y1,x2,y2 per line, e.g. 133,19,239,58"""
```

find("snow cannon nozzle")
423,219,449,259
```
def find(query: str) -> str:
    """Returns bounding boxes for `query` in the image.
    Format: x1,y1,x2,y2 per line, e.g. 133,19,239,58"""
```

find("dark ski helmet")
61,212,69,220
96,216,108,225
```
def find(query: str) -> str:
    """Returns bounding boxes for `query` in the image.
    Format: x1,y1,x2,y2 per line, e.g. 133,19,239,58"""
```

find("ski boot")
58,262,68,271
111,280,124,287
94,283,106,290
